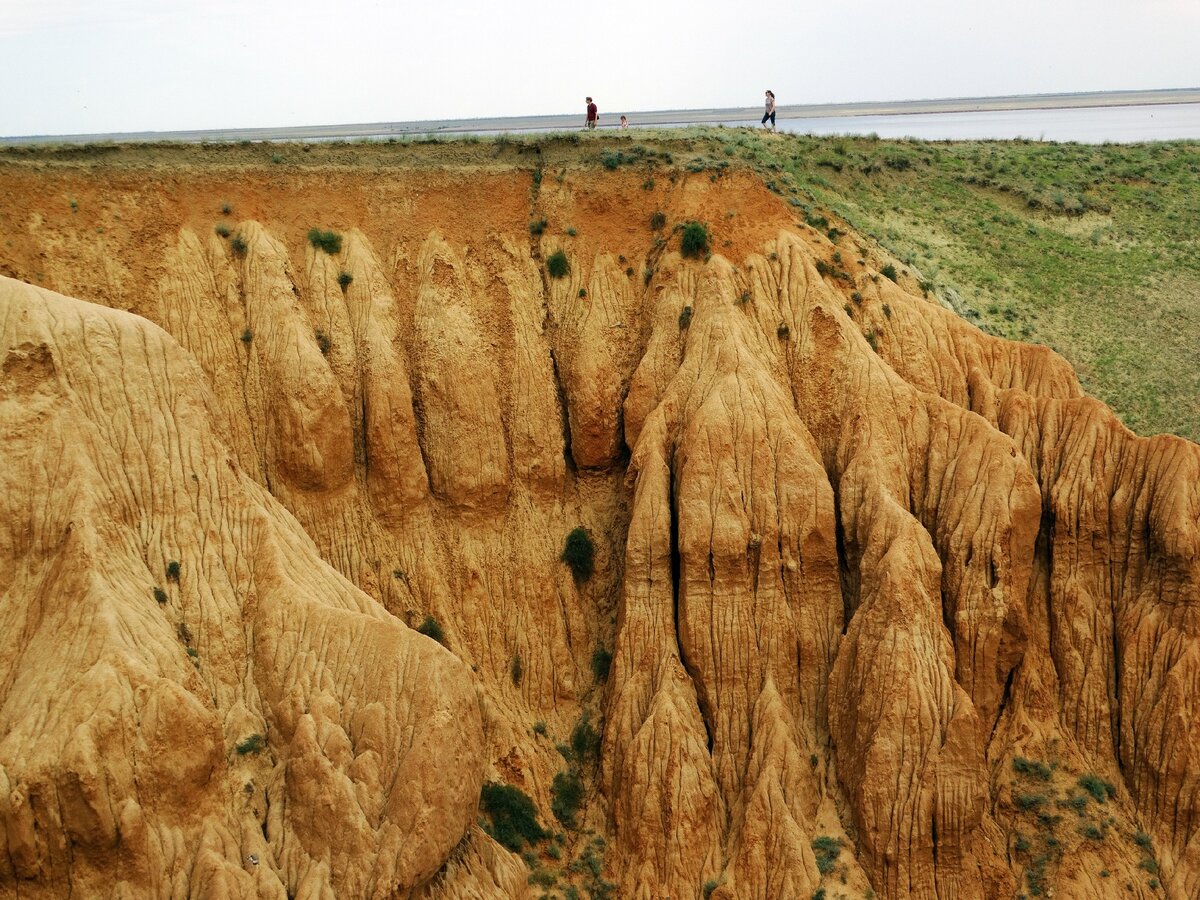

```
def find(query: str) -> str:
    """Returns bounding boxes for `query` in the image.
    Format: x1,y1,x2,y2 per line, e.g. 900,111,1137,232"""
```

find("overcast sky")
2,0,1197,137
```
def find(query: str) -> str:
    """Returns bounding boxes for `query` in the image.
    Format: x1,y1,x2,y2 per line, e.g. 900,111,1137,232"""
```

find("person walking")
762,90,776,131
585,97,599,130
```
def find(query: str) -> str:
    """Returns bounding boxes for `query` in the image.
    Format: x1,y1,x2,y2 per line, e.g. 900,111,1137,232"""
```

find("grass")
546,249,570,278
562,526,595,581
480,781,547,852
307,228,342,255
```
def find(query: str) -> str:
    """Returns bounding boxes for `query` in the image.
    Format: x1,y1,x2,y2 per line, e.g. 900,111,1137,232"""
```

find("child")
619,115,629,129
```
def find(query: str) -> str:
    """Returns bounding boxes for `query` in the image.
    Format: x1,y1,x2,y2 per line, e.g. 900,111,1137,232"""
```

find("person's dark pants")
762,111,776,127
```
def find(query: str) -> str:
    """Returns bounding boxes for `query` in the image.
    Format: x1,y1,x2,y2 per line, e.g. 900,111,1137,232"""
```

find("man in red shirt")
585,97,598,130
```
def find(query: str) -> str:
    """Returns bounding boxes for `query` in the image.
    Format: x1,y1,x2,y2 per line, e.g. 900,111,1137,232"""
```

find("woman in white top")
761,90,776,131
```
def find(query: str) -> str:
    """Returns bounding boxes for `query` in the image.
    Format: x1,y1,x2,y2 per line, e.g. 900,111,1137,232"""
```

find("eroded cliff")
1,140,1198,899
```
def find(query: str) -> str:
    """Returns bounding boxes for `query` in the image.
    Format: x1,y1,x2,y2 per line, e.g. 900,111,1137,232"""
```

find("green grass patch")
307,228,342,254
562,526,595,581
480,781,547,852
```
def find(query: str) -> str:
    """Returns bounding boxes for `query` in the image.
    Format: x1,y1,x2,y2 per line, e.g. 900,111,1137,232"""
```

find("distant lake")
757,103,1200,143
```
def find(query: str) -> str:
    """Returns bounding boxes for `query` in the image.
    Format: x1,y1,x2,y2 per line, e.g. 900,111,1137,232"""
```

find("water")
757,103,1200,143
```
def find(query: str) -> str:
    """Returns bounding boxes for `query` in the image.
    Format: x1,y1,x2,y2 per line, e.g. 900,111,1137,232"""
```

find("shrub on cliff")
551,769,584,828
562,527,595,581
307,228,342,255
570,711,601,761
680,221,710,258
480,781,546,851
546,250,571,278
417,615,445,645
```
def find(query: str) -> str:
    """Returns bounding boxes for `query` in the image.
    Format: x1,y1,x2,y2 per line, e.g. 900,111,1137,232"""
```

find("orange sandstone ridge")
1,155,1198,899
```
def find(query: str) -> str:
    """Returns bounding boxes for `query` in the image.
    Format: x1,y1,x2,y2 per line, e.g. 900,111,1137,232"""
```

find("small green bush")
882,303,892,319
1078,773,1116,803
650,211,667,231
1140,857,1159,875
1081,823,1104,840
315,330,332,356
529,219,548,236
680,222,710,259
578,288,587,298
153,587,168,604
307,228,342,255
570,711,601,761
241,327,254,344
533,720,548,736
511,653,524,686
679,306,693,329
236,733,265,755
1134,830,1153,849
221,203,232,215
562,527,595,581
1012,757,1053,781
1016,793,1047,811
215,223,231,238
551,769,584,827
703,880,720,899
417,615,445,645
480,781,547,852
546,250,570,278
777,322,790,340
230,235,248,257
337,271,353,290
881,263,898,282
592,648,612,683
166,560,181,581
811,835,842,874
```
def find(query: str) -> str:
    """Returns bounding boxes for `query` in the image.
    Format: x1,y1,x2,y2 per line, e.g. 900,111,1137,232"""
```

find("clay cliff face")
1,144,1198,899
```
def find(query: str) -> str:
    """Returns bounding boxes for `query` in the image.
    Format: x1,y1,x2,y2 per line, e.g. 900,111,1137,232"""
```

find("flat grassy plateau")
681,130,1199,441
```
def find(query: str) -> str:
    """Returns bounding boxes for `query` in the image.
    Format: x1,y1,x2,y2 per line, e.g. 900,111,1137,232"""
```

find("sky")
1,0,1198,137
